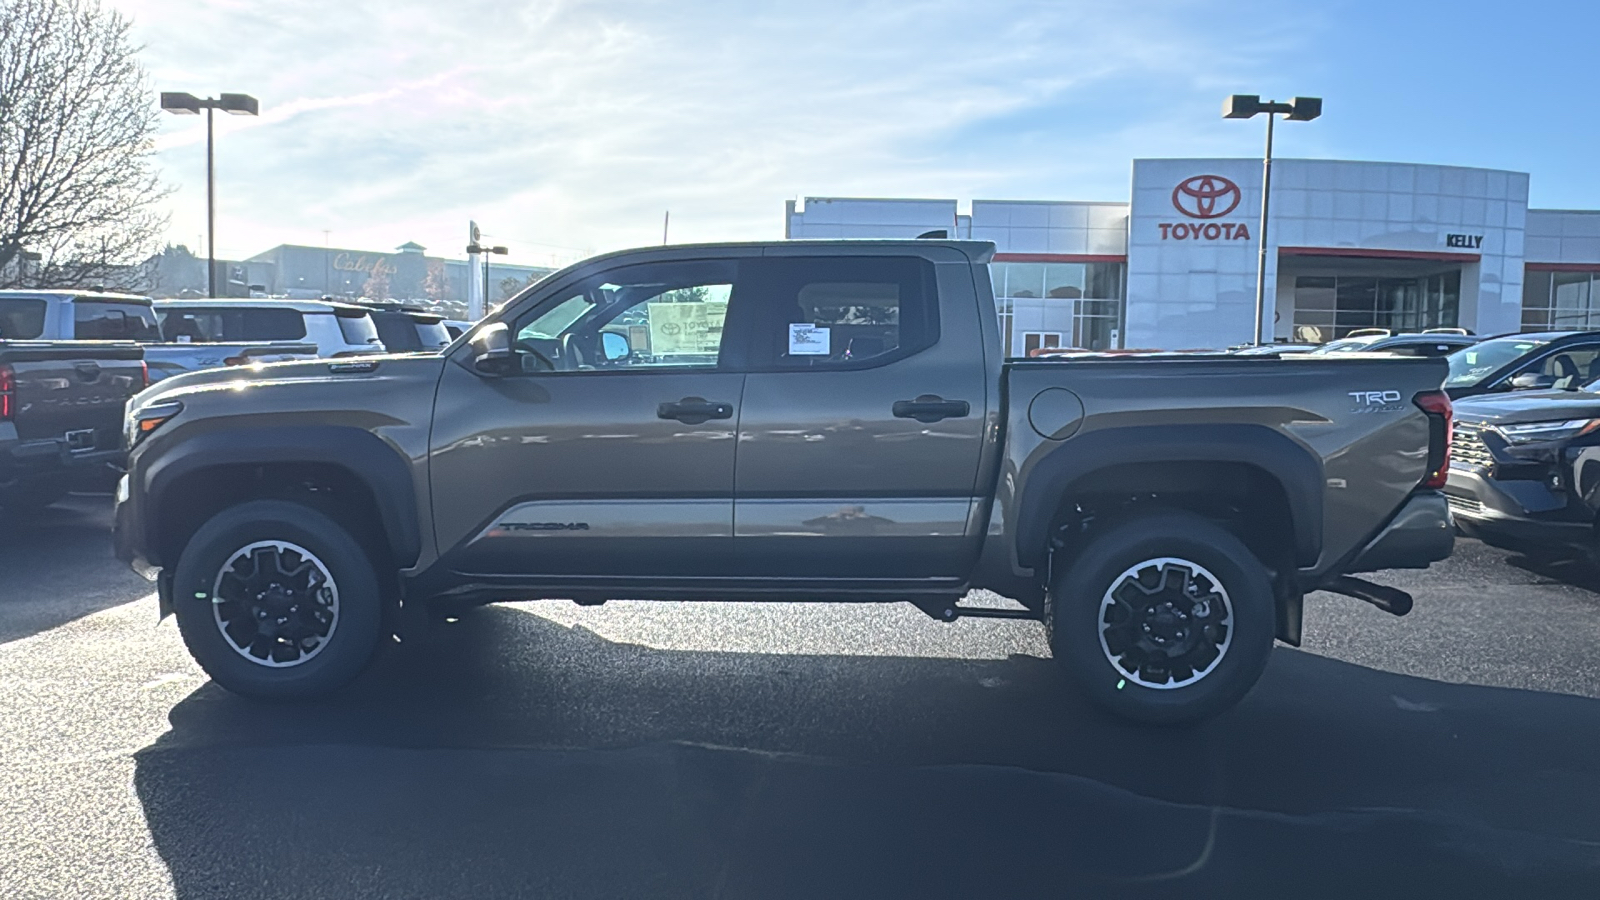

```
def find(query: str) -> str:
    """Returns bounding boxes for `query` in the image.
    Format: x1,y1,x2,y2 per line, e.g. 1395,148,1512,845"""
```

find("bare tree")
0,0,165,290
362,261,391,301
423,259,449,303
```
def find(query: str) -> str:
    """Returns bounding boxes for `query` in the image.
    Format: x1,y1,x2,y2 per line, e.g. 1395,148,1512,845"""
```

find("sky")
120,0,1599,268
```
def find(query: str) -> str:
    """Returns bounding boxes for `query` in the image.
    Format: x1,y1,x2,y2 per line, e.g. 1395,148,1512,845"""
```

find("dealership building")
785,158,1600,353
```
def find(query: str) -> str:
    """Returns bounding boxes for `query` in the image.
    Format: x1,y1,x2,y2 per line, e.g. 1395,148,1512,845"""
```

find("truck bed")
1001,353,1449,578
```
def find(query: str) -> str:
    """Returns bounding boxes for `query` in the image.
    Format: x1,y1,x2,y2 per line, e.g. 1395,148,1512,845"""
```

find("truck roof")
552,239,999,272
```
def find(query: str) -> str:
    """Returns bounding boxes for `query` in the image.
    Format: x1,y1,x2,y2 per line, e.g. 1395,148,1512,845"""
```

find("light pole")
1223,94,1321,344
160,92,260,298
467,240,508,314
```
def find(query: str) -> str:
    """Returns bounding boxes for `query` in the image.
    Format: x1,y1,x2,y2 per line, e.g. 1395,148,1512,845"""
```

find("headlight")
125,400,183,448
1494,418,1600,444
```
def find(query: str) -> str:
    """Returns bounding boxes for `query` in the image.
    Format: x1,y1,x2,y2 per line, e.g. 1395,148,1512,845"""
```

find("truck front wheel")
1046,511,1275,725
172,499,384,700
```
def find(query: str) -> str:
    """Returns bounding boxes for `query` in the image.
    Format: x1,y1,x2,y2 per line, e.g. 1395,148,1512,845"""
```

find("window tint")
158,307,307,342
0,298,46,339
414,319,451,350
372,311,423,352
74,300,160,340
747,256,937,369
513,259,738,372
335,312,381,347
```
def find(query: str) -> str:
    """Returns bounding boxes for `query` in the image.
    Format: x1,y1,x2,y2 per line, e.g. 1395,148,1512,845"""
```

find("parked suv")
154,299,385,357
117,240,1454,725
1446,380,1600,555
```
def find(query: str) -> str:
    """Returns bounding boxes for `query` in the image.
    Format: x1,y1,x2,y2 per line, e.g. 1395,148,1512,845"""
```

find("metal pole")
1254,110,1275,344
206,104,216,298
663,210,669,245
483,256,490,309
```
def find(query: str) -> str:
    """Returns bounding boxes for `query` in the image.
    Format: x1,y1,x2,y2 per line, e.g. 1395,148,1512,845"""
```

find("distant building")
144,240,555,304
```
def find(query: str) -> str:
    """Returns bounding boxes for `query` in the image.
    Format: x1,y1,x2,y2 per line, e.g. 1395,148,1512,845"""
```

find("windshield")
0,298,46,339
1445,337,1547,387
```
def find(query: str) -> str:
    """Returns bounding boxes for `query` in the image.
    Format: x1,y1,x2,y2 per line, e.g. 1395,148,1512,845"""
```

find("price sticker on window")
788,323,830,355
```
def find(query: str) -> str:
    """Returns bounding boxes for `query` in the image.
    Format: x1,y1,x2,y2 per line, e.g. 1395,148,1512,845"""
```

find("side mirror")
470,323,514,376
1509,372,1555,391
600,331,630,362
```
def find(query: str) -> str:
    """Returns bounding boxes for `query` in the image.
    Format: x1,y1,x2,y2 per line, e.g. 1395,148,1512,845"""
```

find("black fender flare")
140,425,422,568
1013,423,1324,569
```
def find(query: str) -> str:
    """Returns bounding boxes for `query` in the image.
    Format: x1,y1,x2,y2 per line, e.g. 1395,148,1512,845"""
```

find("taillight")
140,361,149,389
1414,390,1452,489
0,364,12,420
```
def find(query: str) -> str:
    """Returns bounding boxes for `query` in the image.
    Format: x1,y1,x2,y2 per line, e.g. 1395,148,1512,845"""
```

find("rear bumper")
1345,490,1455,573
0,431,124,483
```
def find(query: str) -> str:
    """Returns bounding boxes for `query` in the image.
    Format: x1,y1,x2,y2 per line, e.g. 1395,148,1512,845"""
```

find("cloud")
121,0,1306,263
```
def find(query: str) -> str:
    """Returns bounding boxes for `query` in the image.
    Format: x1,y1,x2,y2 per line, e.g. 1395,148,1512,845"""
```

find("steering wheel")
559,332,593,370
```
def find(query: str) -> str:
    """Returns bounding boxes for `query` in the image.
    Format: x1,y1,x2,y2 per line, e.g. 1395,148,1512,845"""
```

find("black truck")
0,341,146,511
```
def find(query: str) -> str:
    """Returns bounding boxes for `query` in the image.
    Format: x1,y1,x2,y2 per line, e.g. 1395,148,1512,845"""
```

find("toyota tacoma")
115,240,1455,724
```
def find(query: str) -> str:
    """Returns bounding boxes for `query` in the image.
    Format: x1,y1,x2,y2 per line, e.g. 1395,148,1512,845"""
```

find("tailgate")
2,341,145,447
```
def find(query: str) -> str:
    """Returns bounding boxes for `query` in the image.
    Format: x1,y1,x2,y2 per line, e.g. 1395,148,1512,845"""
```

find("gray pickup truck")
1,340,146,510
114,240,1455,724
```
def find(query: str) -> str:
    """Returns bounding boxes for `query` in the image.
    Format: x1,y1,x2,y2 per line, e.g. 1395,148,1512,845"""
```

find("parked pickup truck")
114,240,1455,724
1,340,146,511
0,290,321,381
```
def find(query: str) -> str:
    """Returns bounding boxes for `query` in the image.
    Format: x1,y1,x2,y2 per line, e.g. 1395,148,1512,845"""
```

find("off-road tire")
172,499,384,700
1046,511,1275,725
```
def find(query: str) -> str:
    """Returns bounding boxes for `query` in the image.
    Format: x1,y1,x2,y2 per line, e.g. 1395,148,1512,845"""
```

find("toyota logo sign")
1171,175,1242,219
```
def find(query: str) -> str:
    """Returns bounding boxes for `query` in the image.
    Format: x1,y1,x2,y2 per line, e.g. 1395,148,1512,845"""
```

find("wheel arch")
141,426,422,571
1014,424,1324,572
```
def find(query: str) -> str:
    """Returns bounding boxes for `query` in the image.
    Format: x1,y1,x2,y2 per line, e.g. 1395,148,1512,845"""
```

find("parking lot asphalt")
3,496,1600,899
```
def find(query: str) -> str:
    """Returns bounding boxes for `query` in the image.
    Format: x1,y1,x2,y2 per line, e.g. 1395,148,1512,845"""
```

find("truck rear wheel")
172,499,384,700
1046,511,1274,725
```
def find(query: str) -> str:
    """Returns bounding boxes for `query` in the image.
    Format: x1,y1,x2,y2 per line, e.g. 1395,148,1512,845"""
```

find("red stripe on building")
1524,262,1600,272
992,253,1127,263
1276,246,1480,263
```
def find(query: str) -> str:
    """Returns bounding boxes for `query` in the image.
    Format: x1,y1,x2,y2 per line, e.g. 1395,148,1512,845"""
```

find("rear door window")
0,298,47,339
73,300,161,340
742,256,938,369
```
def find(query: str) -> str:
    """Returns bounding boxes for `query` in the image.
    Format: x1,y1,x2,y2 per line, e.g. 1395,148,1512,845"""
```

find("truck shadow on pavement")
132,603,1600,899
0,496,153,643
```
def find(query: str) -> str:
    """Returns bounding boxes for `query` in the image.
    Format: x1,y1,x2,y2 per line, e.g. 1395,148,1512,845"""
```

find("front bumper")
1445,465,1594,550
1345,490,1455,573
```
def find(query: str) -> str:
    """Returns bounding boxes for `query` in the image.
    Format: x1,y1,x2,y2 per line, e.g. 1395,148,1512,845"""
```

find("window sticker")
789,323,830,355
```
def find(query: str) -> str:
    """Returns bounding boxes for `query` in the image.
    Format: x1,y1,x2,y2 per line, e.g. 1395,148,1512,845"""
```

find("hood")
1451,388,1600,425
133,353,443,409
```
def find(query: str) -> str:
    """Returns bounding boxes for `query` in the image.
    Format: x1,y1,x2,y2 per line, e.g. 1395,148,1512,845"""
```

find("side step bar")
911,597,1038,622
1320,575,1414,617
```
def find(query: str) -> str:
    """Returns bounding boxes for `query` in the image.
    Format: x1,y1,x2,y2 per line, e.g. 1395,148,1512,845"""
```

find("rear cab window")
0,298,47,339
73,298,161,340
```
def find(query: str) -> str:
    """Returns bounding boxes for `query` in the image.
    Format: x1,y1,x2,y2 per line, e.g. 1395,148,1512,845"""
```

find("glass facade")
1521,269,1600,330
1290,272,1460,342
989,261,1126,356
